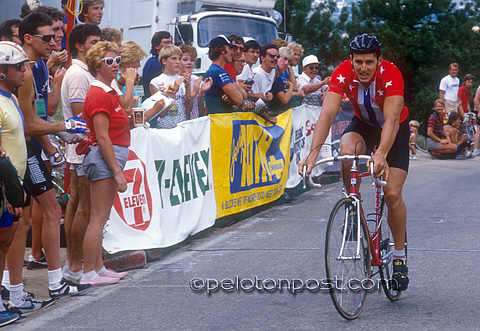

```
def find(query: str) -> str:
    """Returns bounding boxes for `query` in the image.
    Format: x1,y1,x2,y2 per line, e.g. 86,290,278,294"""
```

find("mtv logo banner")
287,104,332,188
210,111,292,218
103,117,216,253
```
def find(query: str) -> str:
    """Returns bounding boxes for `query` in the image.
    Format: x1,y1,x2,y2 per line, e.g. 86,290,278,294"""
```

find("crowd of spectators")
421,63,480,159
0,0,333,324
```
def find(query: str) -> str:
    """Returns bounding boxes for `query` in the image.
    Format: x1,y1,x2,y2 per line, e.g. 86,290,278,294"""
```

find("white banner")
287,104,332,188
103,117,216,253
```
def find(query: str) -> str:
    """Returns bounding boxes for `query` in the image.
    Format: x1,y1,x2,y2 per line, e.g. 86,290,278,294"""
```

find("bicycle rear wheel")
325,198,371,320
378,198,408,301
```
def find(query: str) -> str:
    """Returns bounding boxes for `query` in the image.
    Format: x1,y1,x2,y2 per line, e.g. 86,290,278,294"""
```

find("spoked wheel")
325,198,371,320
378,198,408,301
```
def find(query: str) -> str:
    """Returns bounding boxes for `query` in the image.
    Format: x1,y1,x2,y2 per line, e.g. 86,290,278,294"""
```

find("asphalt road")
7,151,480,330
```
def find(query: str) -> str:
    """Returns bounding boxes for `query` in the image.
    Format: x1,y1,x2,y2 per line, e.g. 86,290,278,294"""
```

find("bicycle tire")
378,197,408,301
325,197,371,320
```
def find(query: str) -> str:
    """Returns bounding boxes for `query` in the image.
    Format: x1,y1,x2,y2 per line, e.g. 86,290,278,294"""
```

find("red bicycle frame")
347,159,384,267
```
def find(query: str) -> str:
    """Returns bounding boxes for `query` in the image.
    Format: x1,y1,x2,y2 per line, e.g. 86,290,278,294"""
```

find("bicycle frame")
303,155,388,267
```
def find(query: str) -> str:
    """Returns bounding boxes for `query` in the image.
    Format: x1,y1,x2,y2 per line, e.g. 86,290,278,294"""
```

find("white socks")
2,270,10,290
82,270,97,281
48,268,63,290
393,249,406,262
9,283,25,306
97,266,108,276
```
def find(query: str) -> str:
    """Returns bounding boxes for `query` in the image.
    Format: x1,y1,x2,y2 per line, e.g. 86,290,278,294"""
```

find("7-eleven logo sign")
113,151,153,231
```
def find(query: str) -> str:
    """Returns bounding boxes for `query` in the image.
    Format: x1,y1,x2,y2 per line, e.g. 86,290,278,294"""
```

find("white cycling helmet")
0,41,29,65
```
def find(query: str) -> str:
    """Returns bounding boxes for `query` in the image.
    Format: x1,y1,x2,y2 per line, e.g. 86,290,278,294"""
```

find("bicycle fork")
337,197,363,261
337,159,363,261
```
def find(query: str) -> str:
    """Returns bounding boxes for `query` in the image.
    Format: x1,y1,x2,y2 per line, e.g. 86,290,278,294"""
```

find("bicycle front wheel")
325,198,371,320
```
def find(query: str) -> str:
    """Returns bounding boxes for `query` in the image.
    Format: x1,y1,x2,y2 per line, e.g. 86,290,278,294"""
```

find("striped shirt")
427,111,444,138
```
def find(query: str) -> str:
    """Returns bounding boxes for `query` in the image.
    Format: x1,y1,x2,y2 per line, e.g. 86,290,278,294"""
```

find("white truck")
103,0,281,75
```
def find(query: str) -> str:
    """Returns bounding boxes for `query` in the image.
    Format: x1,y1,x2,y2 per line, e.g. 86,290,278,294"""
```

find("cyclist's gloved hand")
65,116,87,133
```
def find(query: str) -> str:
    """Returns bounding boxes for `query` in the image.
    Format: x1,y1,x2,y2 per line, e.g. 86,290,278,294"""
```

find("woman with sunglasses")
296,55,331,107
80,41,132,286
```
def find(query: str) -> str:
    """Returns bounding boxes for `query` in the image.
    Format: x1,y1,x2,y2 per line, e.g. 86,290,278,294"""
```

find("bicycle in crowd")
302,154,407,320
460,112,478,155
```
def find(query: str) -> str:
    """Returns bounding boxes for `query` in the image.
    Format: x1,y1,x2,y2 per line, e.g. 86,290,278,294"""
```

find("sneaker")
7,297,55,317
49,278,92,300
80,274,119,287
390,259,409,291
102,269,128,279
0,310,19,327
409,155,417,160
455,153,467,160
1,286,35,301
26,254,48,270
471,150,479,158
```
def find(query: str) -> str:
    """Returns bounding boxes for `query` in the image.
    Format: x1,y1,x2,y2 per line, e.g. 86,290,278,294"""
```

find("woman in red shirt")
81,41,131,286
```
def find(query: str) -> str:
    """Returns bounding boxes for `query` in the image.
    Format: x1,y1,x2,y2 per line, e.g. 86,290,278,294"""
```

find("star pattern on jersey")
338,74,345,84
385,81,392,88
377,89,384,96
380,66,385,74
349,85,354,91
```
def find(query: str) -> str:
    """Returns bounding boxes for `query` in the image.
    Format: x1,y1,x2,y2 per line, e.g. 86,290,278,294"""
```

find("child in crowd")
150,45,182,96
409,120,419,159
178,44,212,119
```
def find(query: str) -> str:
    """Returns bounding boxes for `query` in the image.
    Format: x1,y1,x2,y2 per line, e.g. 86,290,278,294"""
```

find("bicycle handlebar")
302,155,387,189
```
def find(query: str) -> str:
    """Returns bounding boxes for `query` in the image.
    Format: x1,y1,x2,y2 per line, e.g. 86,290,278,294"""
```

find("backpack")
418,109,439,137
418,120,428,137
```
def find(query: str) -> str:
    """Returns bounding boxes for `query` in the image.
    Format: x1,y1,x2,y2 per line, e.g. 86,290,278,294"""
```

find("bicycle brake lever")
369,160,387,186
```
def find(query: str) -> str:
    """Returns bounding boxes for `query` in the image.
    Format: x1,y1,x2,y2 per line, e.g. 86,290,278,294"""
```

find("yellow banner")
211,111,292,218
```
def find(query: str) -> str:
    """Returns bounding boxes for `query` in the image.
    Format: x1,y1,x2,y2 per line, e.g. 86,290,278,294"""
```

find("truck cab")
170,2,280,74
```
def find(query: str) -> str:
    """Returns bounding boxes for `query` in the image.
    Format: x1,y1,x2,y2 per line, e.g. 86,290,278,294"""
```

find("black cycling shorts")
23,141,54,197
342,116,410,172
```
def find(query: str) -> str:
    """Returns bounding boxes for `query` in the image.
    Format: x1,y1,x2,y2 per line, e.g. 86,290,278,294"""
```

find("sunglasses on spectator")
267,54,279,59
308,65,319,71
33,34,56,43
103,56,121,66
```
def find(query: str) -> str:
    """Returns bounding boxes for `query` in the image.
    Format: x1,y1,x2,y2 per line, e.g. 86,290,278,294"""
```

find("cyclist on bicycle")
299,34,409,291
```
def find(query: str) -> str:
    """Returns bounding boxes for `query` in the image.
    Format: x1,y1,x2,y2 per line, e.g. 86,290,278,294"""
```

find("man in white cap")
296,55,331,106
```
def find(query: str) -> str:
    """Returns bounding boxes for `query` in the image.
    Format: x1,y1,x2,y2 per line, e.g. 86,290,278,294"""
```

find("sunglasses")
267,54,279,59
11,62,25,71
102,56,121,66
308,65,319,71
33,34,56,42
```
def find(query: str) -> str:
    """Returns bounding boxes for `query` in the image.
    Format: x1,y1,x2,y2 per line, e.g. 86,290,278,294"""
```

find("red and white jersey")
329,60,408,127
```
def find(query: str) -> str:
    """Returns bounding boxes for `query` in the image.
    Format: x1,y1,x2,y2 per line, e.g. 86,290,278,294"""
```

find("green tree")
277,0,480,120
346,0,480,120
275,0,350,73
